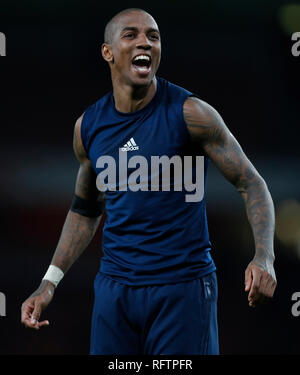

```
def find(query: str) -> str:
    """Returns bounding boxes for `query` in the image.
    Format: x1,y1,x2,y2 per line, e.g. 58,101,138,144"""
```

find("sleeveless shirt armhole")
80,107,93,155
80,111,87,154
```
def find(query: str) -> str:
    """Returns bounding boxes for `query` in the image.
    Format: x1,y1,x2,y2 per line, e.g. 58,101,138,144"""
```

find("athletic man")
21,8,277,355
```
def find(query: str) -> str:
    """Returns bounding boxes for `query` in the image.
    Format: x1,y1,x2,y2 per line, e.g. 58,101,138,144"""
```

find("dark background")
0,0,299,355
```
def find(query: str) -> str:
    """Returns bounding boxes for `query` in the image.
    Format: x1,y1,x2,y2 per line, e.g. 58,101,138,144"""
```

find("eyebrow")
121,26,160,35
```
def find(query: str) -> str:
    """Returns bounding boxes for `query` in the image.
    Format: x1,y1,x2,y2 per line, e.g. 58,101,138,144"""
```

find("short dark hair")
104,8,149,44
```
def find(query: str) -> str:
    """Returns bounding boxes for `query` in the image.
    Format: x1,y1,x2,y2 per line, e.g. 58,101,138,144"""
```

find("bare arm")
21,115,104,329
50,115,103,273
183,96,276,307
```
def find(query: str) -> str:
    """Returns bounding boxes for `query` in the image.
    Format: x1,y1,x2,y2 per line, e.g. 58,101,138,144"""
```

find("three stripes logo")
121,137,139,151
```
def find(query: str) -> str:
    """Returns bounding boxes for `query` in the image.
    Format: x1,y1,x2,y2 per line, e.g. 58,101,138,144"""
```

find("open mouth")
132,54,151,75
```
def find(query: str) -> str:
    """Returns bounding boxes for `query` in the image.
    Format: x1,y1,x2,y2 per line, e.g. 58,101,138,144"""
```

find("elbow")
235,173,268,196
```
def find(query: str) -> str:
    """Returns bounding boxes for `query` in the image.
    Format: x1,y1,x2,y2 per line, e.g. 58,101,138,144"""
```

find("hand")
21,280,55,329
244,258,277,308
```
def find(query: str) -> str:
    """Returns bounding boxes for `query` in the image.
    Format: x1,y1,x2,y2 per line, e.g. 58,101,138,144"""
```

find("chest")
88,106,189,172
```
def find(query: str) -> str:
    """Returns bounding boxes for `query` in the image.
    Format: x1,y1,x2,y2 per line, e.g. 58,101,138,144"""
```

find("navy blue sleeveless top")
81,77,216,286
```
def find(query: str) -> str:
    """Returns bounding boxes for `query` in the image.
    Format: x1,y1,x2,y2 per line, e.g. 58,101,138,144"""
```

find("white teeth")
133,55,150,62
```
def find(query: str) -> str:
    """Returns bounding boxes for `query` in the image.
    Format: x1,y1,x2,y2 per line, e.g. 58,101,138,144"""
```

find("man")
21,8,277,355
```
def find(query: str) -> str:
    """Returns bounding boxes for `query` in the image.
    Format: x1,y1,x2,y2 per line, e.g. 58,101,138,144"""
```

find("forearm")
239,177,275,263
50,210,102,273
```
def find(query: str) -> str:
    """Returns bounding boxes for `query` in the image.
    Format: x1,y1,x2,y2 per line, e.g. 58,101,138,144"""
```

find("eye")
149,34,160,41
124,33,135,39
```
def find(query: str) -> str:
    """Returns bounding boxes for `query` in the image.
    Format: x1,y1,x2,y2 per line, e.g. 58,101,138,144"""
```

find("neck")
112,76,157,113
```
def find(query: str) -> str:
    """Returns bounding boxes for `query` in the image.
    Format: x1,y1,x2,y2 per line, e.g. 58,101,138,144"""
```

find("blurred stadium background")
0,0,299,354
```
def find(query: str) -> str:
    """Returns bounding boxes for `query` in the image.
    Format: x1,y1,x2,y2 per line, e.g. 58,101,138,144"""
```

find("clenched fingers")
245,262,276,307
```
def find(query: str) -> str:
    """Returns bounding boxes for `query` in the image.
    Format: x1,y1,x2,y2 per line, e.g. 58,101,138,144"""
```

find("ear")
101,43,114,63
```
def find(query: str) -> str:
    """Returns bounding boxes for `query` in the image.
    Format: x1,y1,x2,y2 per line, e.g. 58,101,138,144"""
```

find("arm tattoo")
184,97,275,264
51,210,101,272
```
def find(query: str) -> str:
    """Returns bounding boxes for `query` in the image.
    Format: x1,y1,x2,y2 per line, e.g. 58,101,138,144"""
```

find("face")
102,11,161,87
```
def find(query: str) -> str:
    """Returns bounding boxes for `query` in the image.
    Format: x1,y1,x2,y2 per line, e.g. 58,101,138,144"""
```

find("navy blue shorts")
90,271,219,355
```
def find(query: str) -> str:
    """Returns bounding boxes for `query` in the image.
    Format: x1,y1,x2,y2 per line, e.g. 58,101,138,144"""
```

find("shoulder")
158,77,193,101
157,78,196,125
76,91,112,158
183,96,232,149
183,96,222,127
82,91,112,125
158,78,221,128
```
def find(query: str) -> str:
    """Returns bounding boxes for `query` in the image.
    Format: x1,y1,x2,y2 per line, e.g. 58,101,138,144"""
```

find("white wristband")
42,265,64,288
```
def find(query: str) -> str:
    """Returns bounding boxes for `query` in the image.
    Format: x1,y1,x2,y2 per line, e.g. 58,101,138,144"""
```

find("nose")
136,33,151,50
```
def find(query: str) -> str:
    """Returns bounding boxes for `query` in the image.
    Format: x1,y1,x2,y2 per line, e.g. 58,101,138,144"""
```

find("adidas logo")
121,137,139,151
